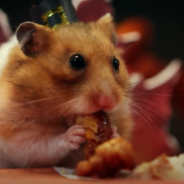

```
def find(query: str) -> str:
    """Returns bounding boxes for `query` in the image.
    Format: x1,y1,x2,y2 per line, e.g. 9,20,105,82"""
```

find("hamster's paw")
62,125,86,150
110,126,120,138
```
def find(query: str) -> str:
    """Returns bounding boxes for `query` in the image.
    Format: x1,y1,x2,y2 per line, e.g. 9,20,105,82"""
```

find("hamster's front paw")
62,125,86,150
110,126,120,138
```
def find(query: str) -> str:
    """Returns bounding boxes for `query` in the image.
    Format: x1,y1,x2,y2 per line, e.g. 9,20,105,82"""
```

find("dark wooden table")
0,168,183,184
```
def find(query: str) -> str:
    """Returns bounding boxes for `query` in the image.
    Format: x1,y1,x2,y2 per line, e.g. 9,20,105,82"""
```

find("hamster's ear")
97,13,117,45
16,22,49,57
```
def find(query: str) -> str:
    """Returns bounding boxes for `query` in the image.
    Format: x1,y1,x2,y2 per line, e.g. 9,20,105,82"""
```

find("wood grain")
0,168,183,184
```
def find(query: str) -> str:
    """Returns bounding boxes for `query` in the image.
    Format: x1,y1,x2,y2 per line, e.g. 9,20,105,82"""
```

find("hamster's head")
14,13,131,123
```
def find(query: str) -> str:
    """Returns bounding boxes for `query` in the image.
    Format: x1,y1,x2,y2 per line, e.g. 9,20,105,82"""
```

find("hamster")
0,13,132,168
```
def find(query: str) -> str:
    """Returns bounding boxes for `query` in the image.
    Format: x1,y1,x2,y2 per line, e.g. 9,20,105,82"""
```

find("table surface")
0,168,183,184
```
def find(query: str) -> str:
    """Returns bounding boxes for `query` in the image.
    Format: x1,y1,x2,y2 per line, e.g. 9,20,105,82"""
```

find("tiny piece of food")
60,168,69,175
75,111,112,159
76,137,135,178
131,154,184,180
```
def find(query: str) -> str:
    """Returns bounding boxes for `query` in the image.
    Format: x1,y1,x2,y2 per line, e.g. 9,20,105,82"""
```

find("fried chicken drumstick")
76,137,135,178
75,111,135,178
75,111,112,159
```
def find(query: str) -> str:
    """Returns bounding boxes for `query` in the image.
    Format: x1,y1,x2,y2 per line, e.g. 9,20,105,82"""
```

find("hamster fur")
0,14,132,168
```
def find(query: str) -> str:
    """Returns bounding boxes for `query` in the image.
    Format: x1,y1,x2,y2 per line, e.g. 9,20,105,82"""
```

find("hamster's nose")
96,94,116,110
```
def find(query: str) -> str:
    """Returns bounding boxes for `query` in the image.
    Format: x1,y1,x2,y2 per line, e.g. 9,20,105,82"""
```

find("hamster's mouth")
64,110,107,127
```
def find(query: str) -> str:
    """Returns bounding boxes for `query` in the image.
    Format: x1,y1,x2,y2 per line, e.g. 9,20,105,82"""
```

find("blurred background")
0,0,184,163
1,0,184,61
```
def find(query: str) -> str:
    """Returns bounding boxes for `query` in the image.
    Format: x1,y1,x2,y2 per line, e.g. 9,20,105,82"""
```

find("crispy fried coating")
75,111,111,159
76,137,135,178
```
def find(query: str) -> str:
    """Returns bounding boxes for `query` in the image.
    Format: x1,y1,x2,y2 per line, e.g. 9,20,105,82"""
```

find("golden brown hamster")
0,13,132,168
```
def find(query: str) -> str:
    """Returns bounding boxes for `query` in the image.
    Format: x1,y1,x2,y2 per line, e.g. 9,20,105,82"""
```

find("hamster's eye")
70,54,85,69
112,58,119,70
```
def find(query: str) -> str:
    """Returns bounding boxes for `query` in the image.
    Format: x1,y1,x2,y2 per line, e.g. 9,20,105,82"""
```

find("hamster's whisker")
132,97,158,108
134,91,171,97
131,84,172,97
1,96,62,111
130,106,151,127
25,96,61,104
132,97,161,117
130,101,157,128
51,97,84,115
